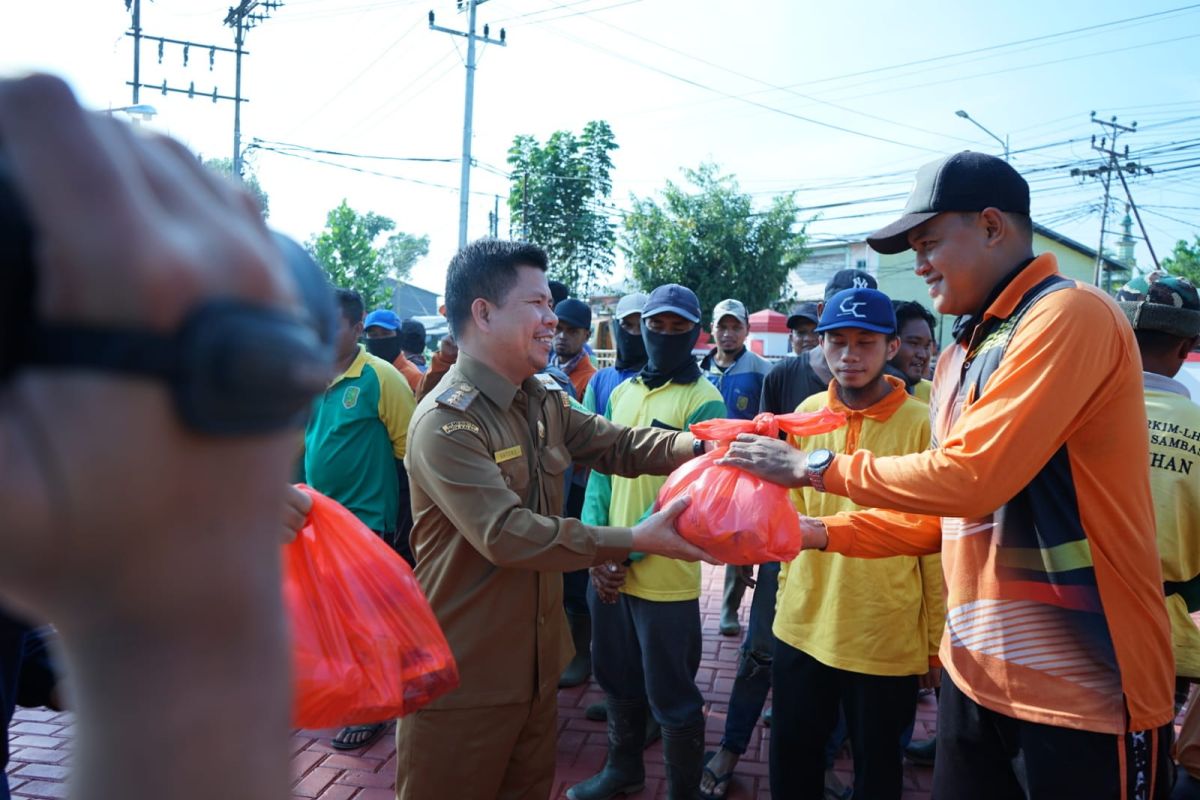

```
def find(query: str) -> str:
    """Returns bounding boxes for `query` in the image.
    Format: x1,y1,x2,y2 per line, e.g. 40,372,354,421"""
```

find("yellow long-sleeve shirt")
1144,376,1200,679
774,377,944,676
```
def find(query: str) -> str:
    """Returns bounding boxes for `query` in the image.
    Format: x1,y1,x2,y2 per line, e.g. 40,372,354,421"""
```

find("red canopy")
749,308,790,334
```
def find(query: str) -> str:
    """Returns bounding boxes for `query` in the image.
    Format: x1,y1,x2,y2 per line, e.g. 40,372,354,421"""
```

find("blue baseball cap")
642,284,701,324
363,309,401,331
816,288,897,336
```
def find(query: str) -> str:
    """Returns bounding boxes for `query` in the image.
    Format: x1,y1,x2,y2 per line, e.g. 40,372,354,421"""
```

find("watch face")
806,449,834,471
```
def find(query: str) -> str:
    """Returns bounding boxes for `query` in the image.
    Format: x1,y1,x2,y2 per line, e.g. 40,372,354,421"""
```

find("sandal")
700,750,735,800
331,722,386,751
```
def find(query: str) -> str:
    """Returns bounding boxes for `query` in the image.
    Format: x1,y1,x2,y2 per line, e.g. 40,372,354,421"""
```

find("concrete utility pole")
1070,112,1161,287
128,0,142,103
226,1,282,178
429,1,507,249
124,1,281,180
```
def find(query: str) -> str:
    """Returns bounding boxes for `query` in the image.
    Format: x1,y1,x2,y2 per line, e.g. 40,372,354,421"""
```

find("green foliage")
508,120,618,297
1161,235,1200,285
307,200,412,311
203,157,270,219
621,163,808,323
378,232,430,283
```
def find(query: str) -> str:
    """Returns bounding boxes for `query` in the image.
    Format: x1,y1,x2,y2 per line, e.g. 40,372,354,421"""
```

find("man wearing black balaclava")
571,284,727,800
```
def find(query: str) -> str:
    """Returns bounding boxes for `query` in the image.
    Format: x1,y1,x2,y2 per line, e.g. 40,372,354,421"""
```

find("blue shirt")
699,347,773,419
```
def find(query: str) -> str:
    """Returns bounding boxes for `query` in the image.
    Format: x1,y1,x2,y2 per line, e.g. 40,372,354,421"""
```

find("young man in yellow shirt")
770,287,943,799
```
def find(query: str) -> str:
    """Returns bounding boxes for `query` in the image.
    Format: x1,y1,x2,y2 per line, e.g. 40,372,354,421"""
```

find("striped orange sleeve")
822,508,942,557
822,287,1129,518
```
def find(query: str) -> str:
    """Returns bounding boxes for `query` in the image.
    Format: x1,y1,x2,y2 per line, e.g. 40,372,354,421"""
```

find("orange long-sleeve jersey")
819,253,1174,735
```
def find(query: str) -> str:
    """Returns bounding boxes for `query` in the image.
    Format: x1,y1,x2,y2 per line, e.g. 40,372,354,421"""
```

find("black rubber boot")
661,722,706,800
559,611,593,688
567,699,647,800
585,701,661,751
719,566,745,636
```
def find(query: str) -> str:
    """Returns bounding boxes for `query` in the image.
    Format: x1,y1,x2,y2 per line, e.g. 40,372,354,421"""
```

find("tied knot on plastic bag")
656,408,847,565
688,408,847,444
284,486,459,729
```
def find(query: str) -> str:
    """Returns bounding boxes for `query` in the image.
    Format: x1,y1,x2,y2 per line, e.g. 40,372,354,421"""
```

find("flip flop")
331,722,386,751
699,750,735,800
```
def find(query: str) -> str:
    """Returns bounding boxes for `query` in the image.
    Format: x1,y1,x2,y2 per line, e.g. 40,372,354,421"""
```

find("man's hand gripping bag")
655,410,846,565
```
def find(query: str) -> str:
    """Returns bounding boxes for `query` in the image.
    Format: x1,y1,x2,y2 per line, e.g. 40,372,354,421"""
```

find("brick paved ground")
4,564,941,799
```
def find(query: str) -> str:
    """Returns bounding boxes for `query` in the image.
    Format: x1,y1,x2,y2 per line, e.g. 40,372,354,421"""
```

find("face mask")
366,336,402,363
639,320,702,389
614,324,648,371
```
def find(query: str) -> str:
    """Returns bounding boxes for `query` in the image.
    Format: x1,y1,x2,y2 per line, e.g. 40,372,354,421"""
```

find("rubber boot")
661,722,706,800
585,701,661,750
559,611,592,688
719,566,746,636
567,699,647,800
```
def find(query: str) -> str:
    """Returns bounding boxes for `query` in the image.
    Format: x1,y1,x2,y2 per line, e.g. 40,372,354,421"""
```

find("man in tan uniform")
397,239,716,800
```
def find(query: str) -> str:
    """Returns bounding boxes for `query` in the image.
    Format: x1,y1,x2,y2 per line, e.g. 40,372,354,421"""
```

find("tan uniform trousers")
394,690,557,800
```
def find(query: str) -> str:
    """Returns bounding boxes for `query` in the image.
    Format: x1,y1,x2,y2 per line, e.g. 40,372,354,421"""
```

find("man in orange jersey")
721,151,1176,798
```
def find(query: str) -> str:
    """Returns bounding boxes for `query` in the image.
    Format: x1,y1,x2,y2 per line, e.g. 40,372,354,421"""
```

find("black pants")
392,460,415,567
934,672,1175,799
588,586,703,728
770,637,917,800
0,611,31,800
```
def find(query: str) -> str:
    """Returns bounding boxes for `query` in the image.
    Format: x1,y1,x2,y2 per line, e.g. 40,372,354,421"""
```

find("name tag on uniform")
494,445,523,463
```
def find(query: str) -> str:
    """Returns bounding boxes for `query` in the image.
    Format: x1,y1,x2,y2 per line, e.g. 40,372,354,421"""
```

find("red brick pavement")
5,564,937,799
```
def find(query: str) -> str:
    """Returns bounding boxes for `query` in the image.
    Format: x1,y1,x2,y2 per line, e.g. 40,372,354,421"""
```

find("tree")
1161,235,1200,285
507,120,618,297
307,200,397,310
203,157,270,219
621,163,808,323
377,232,430,284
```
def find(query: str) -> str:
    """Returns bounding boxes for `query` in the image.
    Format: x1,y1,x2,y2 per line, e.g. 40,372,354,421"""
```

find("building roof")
1031,223,1129,274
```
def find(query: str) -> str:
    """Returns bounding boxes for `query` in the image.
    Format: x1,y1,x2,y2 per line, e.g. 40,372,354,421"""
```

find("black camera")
0,153,337,434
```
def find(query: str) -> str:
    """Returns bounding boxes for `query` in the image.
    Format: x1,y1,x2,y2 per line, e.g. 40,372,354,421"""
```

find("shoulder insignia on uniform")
442,421,481,435
436,383,479,411
560,393,571,408
533,372,563,390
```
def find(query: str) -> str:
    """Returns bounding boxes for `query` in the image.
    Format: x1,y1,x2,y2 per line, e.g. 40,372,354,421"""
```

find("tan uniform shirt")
405,351,696,709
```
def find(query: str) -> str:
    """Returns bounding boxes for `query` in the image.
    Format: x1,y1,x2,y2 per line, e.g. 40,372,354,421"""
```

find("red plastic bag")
284,486,459,729
655,410,847,565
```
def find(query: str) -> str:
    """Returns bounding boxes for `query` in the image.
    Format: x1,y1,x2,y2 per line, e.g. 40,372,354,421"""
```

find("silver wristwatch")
805,449,836,492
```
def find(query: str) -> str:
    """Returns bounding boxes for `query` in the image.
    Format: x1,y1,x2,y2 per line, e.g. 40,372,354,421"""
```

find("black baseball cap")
867,151,1031,255
825,269,877,300
787,301,820,328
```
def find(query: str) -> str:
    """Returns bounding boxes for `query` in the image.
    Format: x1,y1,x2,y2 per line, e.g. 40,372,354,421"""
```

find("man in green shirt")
303,288,416,749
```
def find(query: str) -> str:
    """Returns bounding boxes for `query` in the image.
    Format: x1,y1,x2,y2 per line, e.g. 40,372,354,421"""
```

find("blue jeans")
588,586,703,729
720,562,779,754
720,562,847,766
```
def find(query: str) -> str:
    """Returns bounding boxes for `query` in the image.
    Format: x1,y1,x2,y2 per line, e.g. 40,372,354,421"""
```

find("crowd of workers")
1,77,1199,800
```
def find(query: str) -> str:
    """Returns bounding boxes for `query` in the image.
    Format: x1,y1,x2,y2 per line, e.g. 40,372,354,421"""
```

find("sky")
2,0,1198,297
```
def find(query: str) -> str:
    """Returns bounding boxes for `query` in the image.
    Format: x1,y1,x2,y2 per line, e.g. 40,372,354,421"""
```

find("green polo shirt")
304,345,415,532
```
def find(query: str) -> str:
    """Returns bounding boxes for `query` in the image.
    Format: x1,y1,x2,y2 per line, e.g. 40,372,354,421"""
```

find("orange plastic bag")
655,410,847,565
284,486,458,729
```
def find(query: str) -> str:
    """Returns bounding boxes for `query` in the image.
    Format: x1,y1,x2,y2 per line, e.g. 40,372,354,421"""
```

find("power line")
553,0,981,147
252,138,457,162
540,24,948,153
